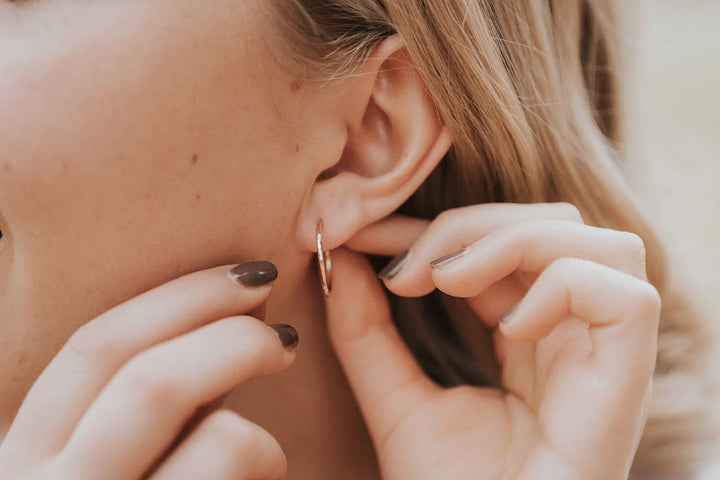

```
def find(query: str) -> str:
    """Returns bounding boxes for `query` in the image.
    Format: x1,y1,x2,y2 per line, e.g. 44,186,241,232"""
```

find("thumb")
325,248,437,448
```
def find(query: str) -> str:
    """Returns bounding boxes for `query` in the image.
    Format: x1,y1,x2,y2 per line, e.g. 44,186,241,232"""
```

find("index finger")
350,203,584,298
345,214,429,257
5,261,277,460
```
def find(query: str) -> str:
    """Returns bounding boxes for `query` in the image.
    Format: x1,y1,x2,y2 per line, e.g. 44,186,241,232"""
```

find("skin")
0,1,379,476
0,1,660,479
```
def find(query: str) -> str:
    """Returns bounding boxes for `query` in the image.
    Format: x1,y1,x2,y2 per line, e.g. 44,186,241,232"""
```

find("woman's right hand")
0,262,296,480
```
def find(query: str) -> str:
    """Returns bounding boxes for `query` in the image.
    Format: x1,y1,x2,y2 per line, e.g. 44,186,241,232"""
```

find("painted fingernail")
270,324,299,351
378,250,410,280
498,303,520,324
227,261,278,287
429,247,470,269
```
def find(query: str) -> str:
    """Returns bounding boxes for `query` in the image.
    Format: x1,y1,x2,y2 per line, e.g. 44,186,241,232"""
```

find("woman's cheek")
0,0,307,298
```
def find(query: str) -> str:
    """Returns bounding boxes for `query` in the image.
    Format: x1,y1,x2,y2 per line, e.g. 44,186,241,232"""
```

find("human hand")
0,262,296,480
325,203,660,480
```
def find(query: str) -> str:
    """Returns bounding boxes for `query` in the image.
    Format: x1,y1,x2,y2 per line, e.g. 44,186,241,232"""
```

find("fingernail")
498,303,520,324
270,324,299,351
378,250,410,280
227,261,278,287
429,247,470,269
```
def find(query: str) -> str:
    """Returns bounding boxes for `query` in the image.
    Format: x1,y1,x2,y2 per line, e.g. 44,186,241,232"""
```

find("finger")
500,257,660,386
463,273,531,329
348,203,583,258
427,220,648,300
345,214,429,257
144,393,229,476
58,317,296,480
497,258,660,472
148,410,286,480
7,262,277,459
325,248,437,450
368,203,584,297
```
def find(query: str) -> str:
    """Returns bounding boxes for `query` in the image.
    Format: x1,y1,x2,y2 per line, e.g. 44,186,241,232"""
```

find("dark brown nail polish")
378,250,410,280
498,303,520,324
430,247,470,269
228,261,278,287
270,324,299,351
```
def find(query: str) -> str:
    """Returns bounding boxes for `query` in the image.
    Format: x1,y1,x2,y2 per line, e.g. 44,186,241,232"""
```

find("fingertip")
497,302,520,325
496,303,557,343
376,252,437,298
495,305,529,342
269,324,299,352
429,264,478,298
377,250,411,281
497,316,533,343
324,248,393,341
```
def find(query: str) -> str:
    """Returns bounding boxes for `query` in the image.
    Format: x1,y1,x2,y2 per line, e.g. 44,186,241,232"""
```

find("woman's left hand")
324,202,660,480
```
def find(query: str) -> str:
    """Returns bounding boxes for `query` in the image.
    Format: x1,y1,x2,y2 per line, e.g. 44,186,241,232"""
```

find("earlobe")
296,34,452,254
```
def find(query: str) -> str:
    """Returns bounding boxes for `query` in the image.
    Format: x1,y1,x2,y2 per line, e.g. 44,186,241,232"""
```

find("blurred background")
635,1,719,478
636,0,720,270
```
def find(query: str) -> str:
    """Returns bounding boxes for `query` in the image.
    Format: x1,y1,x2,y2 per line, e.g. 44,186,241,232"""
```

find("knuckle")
622,231,647,258
118,354,183,411
434,207,461,227
204,409,258,448
542,257,592,293
545,256,583,279
554,202,584,223
505,221,535,246
204,410,287,478
634,281,662,322
173,274,217,313
617,231,648,276
64,321,119,366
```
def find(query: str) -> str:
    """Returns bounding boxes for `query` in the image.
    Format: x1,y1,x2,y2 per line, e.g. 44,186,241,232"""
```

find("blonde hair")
270,1,717,477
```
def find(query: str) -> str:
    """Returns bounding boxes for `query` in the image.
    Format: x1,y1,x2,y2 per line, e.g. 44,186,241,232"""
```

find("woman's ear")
296,34,452,252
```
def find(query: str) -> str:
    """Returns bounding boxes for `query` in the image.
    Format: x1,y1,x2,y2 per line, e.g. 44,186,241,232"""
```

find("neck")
224,254,381,479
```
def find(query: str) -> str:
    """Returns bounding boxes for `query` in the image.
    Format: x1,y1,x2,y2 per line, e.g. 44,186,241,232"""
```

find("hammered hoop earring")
316,220,332,297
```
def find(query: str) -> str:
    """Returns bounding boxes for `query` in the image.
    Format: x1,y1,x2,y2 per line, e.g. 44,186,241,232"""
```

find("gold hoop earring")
315,219,332,297
316,220,332,297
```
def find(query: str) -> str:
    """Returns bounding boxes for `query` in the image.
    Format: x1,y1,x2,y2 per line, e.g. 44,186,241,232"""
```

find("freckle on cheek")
295,144,300,153
290,80,301,93
2,162,10,172
195,193,202,201
191,154,199,166
14,353,25,367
